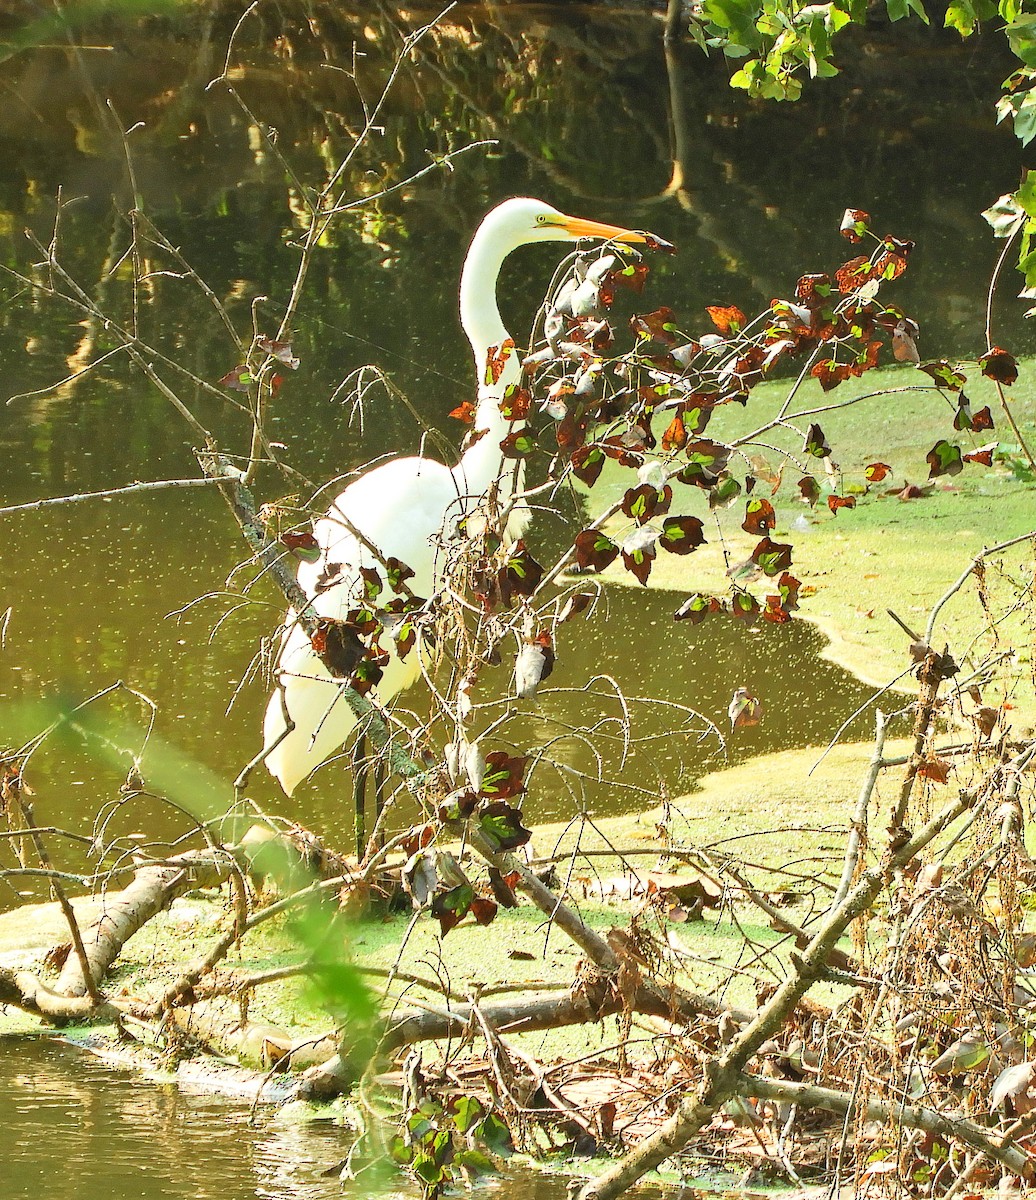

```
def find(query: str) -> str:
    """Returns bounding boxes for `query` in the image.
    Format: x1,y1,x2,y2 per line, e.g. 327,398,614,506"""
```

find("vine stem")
985,221,1036,474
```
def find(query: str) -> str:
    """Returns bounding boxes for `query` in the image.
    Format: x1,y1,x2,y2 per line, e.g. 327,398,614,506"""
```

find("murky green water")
0,473,881,847
0,1037,606,1200
0,1039,350,1200
0,5,1026,1193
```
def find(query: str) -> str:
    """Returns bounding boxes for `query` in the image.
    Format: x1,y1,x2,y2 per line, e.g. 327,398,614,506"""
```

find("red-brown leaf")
979,346,1019,385
839,208,871,243
450,400,477,424
484,338,515,385
827,494,856,514
811,359,853,392
742,498,775,536
706,304,746,336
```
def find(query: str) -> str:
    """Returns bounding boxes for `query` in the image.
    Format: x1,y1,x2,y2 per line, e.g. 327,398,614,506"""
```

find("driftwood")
741,1075,1034,1180
381,988,626,1052
56,852,238,996
0,966,120,1023
162,1000,339,1071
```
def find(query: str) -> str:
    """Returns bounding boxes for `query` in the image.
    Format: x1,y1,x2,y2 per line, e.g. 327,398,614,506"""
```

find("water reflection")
1,1039,346,1200
0,5,1023,499
0,1037,618,1200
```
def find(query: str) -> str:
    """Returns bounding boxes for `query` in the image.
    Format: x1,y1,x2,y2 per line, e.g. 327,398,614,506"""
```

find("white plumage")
263,197,652,795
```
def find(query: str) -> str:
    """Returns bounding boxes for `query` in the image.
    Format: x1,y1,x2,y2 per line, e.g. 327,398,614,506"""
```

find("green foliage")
694,0,852,100
984,171,1036,306
996,442,1036,481
944,0,997,36
686,0,1036,257
390,1094,510,1199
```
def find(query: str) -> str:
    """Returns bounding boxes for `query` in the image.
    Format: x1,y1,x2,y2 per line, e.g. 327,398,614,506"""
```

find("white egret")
264,196,665,796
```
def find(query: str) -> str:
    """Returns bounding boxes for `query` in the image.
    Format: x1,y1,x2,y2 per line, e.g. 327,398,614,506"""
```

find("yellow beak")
559,214,675,253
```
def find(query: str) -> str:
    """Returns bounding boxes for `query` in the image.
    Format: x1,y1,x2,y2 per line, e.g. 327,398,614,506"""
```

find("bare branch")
0,477,220,517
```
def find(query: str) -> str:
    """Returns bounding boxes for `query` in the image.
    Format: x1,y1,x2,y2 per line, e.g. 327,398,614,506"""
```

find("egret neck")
455,218,529,531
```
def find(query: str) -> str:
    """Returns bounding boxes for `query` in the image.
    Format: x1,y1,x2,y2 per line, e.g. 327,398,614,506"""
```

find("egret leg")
352,734,369,859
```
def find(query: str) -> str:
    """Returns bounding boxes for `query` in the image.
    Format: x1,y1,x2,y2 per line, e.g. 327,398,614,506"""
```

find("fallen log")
56,851,239,997
0,965,121,1024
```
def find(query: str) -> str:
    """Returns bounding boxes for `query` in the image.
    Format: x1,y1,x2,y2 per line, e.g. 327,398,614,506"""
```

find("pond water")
0,1038,349,1200
0,473,882,848
0,7,1026,1193
0,1036,633,1200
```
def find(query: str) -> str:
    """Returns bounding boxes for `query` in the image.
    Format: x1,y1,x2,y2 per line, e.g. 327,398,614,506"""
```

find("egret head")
460,196,673,365
482,196,668,253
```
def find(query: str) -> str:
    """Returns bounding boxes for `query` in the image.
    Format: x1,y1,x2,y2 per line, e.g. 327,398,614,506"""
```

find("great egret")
264,196,666,796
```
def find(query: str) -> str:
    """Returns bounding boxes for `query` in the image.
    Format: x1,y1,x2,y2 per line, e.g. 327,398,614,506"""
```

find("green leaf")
1018,241,1036,292
999,90,1036,144
571,445,606,487
454,1149,498,1179
804,422,832,458
280,531,321,563
1016,168,1036,215
475,1113,514,1158
1006,14,1036,66
447,1094,486,1134
413,1155,447,1186
385,557,415,592
430,883,474,936
661,515,707,554
500,429,537,459
389,1135,414,1165
944,0,995,35
931,1033,991,1074
885,0,930,22
982,192,1027,238
926,439,964,478
702,0,763,45
573,529,619,572
359,567,382,602
477,752,528,800
478,800,533,851
919,360,967,391
752,536,794,576
708,473,742,508
675,593,722,622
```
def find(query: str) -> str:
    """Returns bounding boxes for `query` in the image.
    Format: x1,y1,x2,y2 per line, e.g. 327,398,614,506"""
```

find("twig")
7,792,102,1006
0,477,220,517
831,710,886,909
576,778,980,1200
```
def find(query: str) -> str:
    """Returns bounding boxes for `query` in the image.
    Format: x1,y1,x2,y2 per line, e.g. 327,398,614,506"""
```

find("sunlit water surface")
1,1038,355,1200
0,1037,604,1200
